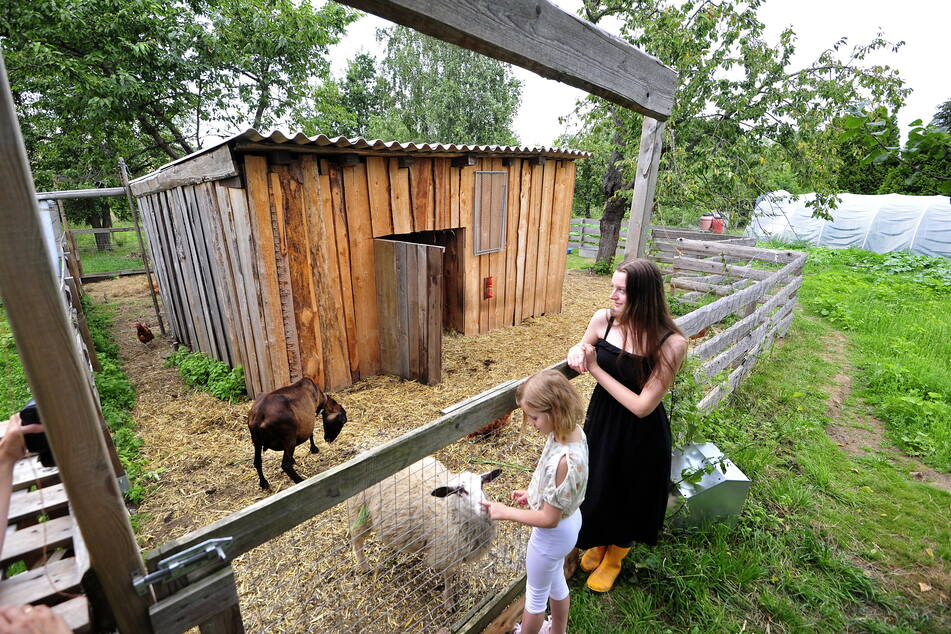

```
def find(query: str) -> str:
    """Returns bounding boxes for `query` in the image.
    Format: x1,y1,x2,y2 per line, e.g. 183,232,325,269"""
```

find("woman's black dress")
576,317,672,548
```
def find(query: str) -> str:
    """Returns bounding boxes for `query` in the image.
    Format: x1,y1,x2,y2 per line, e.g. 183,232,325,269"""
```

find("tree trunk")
595,118,628,267
89,207,113,251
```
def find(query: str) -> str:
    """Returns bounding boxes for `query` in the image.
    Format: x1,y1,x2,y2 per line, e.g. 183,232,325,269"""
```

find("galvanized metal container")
668,442,751,526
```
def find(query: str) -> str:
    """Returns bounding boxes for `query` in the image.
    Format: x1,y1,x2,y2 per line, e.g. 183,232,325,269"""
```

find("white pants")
525,509,582,615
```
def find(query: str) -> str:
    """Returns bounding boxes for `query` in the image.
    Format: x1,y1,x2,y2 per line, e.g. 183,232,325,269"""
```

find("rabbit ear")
431,485,464,498
481,468,502,484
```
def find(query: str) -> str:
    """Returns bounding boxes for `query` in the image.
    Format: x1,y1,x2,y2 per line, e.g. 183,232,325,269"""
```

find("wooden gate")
374,238,444,385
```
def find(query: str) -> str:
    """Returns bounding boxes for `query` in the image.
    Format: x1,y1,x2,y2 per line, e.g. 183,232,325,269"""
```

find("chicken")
133,321,154,344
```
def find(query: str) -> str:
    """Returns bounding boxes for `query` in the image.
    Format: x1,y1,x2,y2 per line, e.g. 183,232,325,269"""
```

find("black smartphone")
18,400,55,467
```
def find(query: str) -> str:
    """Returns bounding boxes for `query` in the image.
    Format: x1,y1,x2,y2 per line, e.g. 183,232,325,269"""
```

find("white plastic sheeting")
746,191,951,258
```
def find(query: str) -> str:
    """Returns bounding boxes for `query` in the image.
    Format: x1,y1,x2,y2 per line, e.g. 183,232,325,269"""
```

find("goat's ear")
431,485,463,498
481,468,503,484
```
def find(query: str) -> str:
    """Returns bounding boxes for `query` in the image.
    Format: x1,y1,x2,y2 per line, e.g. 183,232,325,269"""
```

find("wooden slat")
513,161,532,324
225,185,272,395
141,195,186,345
434,158,450,230
673,237,799,263
410,158,435,232
337,0,677,119
690,275,803,362
11,456,59,492
366,157,393,237
522,162,542,319
269,169,302,382
407,244,421,377
502,160,521,326
460,164,479,334
0,557,83,607
160,189,199,348
329,163,359,381
445,229,463,332
374,240,399,375
545,161,571,314
672,255,773,281
343,163,382,377
0,516,72,565
674,254,806,338
487,162,503,331
195,183,242,370
171,187,213,355
395,242,410,379
129,144,238,196
8,483,68,523
533,160,556,316
145,360,579,568
310,162,352,390
425,245,443,385
245,155,291,388
184,185,229,363
389,158,413,235
210,184,260,396
449,165,461,228
700,301,796,381
280,164,322,383
150,566,241,634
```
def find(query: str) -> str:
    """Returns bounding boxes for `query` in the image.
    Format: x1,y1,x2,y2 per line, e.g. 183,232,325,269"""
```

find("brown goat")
248,377,347,489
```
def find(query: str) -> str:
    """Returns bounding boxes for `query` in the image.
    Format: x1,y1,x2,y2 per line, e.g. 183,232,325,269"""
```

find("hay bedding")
86,270,623,631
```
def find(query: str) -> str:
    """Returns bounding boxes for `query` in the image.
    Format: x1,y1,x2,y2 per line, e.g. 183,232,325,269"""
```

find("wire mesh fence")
231,414,541,633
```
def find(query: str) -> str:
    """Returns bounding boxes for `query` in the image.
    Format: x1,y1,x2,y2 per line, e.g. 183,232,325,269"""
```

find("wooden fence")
68,226,148,282
568,218,749,258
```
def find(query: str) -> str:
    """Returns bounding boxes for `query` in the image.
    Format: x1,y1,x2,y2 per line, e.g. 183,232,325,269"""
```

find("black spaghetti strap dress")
576,317,673,549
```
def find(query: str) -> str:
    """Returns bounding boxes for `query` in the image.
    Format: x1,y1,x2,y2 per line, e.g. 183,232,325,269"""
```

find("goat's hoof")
259,480,270,490
310,446,319,454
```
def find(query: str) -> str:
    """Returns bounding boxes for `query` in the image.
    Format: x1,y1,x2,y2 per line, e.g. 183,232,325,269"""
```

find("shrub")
165,348,246,402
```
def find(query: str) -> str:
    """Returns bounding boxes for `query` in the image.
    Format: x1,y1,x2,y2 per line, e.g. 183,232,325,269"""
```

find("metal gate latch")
133,537,233,595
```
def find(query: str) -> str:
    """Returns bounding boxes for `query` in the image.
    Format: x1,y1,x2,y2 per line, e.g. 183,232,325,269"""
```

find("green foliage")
591,257,618,276
797,247,951,471
82,296,156,506
832,106,899,194
567,0,909,234
164,348,247,403
0,308,30,420
366,26,522,144
2,0,357,195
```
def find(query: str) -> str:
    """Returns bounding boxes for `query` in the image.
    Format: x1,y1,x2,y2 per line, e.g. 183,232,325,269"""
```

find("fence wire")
232,415,540,633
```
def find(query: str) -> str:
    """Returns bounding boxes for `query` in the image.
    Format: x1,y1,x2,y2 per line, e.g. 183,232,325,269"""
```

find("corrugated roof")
229,128,591,159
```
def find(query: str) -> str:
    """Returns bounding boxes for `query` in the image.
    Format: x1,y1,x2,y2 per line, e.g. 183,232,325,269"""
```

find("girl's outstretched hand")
510,490,528,507
480,500,509,521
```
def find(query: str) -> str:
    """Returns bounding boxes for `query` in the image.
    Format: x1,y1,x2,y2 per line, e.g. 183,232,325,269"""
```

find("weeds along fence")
141,238,804,633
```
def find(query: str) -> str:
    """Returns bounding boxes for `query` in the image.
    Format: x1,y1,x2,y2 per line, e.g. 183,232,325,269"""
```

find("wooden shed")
130,130,587,395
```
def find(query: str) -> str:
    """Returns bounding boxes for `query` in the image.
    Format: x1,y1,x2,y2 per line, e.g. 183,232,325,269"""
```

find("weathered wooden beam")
672,255,773,281
337,0,677,120
69,226,139,235
149,566,242,634
0,54,153,633
626,117,664,259
129,145,238,196
698,301,796,381
35,187,126,200
673,238,799,263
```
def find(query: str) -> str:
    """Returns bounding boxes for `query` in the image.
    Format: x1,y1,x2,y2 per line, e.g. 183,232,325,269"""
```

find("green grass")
569,246,951,632
796,248,951,472
570,315,949,632
164,348,247,402
72,224,147,274
0,307,30,419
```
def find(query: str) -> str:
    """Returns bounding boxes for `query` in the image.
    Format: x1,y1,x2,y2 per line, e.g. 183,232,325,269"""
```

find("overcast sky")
329,0,950,146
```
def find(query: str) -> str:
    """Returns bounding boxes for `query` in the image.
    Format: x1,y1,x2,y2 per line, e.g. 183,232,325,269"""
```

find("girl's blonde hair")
516,370,584,442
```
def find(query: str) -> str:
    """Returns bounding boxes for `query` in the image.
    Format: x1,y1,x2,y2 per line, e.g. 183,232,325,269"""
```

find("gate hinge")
133,537,232,596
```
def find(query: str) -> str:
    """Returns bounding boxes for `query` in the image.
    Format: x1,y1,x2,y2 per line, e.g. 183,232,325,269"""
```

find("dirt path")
820,328,950,493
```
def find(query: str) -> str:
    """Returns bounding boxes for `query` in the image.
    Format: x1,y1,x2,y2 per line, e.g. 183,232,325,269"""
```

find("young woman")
481,370,588,634
566,258,687,593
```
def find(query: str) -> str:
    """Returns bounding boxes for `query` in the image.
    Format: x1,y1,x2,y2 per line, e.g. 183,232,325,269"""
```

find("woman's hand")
581,343,599,371
480,500,510,521
0,414,40,468
567,343,587,373
0,604,71,634
510,490,528,507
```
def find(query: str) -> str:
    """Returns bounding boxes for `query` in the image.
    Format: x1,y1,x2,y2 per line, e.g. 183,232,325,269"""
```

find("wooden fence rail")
568,219,751,258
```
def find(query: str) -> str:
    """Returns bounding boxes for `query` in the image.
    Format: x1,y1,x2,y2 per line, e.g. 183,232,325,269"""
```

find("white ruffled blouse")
527,428,589,519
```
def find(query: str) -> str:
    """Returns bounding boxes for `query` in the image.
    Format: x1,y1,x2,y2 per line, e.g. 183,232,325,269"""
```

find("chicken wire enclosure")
231,418,539,633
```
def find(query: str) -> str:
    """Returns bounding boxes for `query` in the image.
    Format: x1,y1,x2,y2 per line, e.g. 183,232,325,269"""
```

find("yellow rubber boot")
580,546,607,572
586,545,630,593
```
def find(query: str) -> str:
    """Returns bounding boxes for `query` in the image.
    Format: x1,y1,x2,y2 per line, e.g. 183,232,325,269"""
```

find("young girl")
481,370,588,634
566,258,687,593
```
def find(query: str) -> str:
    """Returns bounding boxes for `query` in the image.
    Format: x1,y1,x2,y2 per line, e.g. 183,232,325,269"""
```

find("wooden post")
0,54,153,632
119,157,166,335
625,117,665,260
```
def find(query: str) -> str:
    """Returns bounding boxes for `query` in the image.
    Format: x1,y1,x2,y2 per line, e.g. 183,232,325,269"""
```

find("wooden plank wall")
374,239,444,385
137,152,578,393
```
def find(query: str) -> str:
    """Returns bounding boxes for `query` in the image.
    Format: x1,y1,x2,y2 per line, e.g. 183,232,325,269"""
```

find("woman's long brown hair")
613,258,683,380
